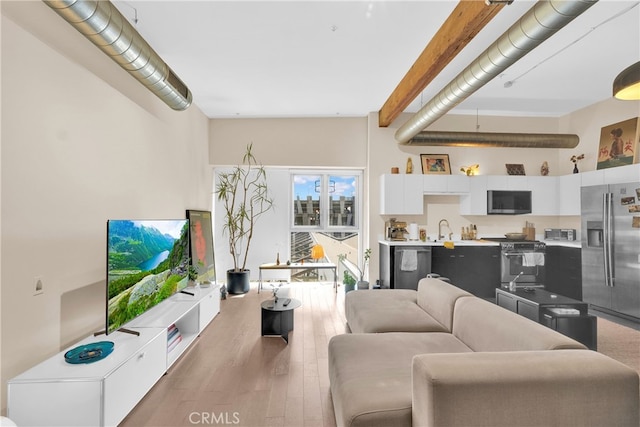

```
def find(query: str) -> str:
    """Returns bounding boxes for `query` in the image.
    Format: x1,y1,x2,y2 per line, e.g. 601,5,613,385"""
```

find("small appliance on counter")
544,228,576,241
407,223,419,241
385,218,408,241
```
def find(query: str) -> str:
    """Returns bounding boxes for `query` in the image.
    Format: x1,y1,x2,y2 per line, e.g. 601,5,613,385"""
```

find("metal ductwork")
407,130,579,148
44,0,192,111
395,0,597,144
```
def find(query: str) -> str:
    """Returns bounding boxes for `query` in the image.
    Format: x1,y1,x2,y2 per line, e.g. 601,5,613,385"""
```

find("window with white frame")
290,171,362,282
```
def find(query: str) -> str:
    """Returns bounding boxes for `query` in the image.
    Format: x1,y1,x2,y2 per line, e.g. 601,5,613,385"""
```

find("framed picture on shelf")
186,210,216,283
420,154,451,175
596,117,639,170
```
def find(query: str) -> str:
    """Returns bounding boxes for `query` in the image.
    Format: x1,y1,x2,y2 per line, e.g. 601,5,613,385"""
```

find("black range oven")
484,239,546,288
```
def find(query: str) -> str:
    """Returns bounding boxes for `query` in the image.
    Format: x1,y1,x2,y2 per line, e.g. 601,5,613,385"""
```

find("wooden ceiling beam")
378,0,506,127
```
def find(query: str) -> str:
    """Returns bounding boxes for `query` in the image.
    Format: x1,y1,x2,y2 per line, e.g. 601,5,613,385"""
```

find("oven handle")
503,252,545,257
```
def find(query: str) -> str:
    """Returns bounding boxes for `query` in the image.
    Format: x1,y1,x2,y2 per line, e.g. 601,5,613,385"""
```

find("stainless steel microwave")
487,190,532,215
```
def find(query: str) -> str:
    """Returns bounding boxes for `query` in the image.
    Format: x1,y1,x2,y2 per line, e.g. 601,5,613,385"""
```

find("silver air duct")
407,130,579,148
395,0,597,144
44,0,192,111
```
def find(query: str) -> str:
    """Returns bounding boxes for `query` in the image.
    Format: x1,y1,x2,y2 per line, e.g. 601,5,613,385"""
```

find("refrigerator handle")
603,193,614,287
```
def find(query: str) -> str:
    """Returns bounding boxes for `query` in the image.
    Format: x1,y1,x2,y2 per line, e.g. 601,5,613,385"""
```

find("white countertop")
379,239,581,248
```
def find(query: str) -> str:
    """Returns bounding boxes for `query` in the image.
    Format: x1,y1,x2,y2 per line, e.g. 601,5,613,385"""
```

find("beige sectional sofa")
329,278,639,427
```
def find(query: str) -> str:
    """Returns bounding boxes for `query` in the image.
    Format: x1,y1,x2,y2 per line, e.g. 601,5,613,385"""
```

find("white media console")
7,283,221,427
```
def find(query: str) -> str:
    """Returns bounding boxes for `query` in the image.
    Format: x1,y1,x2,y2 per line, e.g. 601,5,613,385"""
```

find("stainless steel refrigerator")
581,182,640,320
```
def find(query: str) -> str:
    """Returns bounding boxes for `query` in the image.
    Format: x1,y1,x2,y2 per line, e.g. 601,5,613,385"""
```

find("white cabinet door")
580,169,605,186
379,174,423,215
425,175,470,193
486,175,528,190
557,174,581,215
404,174,424,214
529,176,557,215
103,331,167,426
199,285,221,331
459,176,487,215
486,175,508,190
506,176,528,190
447,175,470,193
603,163,640,184
380,175,404,214
423,175,448,193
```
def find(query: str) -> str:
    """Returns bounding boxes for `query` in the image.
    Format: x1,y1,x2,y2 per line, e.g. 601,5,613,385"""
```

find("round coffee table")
261,298,301,343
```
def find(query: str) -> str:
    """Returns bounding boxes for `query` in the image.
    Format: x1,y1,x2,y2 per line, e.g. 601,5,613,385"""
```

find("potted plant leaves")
343,270,356,293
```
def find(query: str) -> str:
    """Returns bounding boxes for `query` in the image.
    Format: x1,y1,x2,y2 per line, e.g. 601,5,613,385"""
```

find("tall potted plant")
216,143,273,294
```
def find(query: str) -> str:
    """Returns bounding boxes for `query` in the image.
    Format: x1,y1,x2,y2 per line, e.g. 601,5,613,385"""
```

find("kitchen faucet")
438,219,453,241
509,271,524,292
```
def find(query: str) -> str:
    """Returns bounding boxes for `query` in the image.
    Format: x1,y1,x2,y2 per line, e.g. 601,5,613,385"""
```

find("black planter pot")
227,269,250,294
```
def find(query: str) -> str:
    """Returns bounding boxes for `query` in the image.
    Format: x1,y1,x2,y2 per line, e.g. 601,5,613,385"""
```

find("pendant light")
613,61,640,100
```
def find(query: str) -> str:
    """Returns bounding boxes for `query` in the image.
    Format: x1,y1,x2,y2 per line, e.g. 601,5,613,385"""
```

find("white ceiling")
113,1,640,120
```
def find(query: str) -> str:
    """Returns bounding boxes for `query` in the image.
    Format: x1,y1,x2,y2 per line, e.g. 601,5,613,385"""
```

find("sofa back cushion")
416,278,473,332
452,297,586,351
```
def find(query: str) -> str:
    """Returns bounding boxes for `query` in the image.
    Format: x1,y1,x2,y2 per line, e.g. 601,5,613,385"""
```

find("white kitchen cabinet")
580,164,639,187
556,173,581,215
423,175,469,194
7,284,221,426
602,163,640,184
580,169,605,186
485,175,508,190
507,176,529,190
529,176,557,215
485,175,527,190
459,176,488,215
379,174,423,215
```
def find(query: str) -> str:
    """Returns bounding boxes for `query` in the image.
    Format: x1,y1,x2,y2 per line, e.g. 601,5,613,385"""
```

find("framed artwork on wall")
420,154,451,175
596,117,639,170
186,210,216,284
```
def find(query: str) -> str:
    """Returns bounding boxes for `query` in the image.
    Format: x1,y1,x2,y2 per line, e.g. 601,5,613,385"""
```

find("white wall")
1,3,211,413
209,117,368,168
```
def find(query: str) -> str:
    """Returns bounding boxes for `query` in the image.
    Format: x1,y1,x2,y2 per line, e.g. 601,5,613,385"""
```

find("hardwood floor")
121,282,640,427
121,282,347,427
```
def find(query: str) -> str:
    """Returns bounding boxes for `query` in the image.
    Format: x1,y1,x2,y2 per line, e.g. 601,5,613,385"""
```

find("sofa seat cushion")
452,297,587,352
328,332,472,427
345,289,449,333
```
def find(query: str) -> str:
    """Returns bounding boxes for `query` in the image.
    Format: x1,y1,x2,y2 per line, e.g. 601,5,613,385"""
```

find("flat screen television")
106,219,190,335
